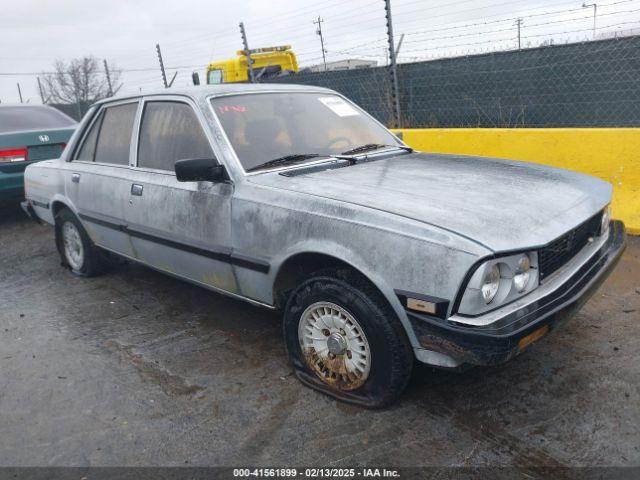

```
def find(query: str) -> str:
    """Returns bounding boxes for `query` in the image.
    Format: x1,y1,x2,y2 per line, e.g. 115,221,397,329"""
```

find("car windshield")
210,92,402,172
0,106,76,134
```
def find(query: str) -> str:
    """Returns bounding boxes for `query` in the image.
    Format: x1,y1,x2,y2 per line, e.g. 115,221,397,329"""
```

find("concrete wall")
395,128,639,234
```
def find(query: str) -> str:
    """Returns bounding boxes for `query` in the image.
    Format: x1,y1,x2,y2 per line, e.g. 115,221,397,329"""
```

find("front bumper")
409,220,626,367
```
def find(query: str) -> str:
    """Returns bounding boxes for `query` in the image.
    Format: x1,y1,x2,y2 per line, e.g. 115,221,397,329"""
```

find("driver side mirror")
175,158,227,183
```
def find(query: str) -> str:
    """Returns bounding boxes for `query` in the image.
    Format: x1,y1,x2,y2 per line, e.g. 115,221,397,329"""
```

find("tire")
283,269,413,408
54,207,104,277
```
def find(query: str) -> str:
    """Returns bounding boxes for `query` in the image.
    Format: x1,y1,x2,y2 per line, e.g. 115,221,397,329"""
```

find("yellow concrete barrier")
395,128,639,235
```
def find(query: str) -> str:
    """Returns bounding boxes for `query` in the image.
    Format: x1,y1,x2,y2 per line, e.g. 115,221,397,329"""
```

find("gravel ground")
1,204,638,472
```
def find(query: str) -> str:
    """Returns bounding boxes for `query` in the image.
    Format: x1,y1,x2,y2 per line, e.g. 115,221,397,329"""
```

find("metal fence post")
103,59,114,97
37,77,46,104
384,0,401,128
156,43,168,88
239,22,256,83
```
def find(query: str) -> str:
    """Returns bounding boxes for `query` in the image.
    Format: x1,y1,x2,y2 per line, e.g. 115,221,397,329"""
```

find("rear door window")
94,103,138,165
137,101,213,172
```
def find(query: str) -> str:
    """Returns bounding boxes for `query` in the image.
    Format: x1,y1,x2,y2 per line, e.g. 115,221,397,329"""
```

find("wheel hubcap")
327,332,347,355
62,221,84,270
298,302,371,390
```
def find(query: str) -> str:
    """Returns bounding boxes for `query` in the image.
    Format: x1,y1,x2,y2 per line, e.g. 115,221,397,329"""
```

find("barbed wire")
399,0,636,36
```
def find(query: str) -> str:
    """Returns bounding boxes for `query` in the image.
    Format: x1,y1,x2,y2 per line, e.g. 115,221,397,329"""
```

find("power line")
0,63,208,76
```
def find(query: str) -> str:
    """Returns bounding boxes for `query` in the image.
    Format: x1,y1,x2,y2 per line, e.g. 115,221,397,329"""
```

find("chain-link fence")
271,35,640,128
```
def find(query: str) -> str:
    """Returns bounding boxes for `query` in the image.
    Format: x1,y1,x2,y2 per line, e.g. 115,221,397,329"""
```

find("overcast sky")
2,0,639,104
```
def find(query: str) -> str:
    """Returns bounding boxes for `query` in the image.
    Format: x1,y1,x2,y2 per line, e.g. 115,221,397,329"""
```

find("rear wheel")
284,269,413,408
54,208,104,277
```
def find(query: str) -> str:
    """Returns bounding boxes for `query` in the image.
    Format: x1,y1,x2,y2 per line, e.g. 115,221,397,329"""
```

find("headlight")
457,252,539,316
481,264,500,304
513,254,532,293
600,205,611,236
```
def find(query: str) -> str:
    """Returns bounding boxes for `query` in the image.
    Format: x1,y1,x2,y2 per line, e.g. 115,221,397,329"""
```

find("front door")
124,98,237,294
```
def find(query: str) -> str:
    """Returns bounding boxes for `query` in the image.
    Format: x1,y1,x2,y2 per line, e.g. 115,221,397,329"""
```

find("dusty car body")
22,84,626,407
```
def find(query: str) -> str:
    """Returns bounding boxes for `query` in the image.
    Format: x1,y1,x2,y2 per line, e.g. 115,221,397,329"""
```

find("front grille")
538,211,603,281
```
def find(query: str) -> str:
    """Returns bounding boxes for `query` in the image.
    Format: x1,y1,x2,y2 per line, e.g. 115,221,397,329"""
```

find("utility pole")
313,16,328,71
17,83,23,103
384,0,401,128
515,18,523,50
103,59,113,96
239,22,256,83
582,3,597,40
37,77,45,104
156,43,168,88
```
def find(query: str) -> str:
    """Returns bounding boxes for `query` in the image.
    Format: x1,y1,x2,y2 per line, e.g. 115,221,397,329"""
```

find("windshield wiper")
340,143,413,155
247,154,321,172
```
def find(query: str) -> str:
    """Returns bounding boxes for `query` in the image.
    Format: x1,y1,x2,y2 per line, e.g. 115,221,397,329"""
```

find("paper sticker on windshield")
318,97,360,117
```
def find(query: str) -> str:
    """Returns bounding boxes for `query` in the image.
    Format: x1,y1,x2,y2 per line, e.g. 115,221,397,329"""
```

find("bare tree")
42,56,122,116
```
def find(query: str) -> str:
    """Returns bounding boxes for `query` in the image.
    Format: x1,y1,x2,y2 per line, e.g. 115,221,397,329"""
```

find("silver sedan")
23,84,626,407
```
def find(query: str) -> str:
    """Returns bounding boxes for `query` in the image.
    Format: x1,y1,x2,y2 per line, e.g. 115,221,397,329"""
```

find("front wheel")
283,270,413,408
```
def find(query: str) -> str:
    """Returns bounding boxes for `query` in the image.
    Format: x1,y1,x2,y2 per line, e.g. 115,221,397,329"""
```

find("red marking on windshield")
217,105,247,113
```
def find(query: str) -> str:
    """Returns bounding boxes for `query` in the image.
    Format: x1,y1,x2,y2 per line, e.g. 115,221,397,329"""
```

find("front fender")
230,193,485,351
269,239,420,346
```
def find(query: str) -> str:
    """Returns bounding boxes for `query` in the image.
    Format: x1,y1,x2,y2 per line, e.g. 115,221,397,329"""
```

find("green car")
0,105,76,205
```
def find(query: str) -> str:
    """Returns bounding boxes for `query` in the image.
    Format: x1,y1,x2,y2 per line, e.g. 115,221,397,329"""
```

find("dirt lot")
1,204,639,471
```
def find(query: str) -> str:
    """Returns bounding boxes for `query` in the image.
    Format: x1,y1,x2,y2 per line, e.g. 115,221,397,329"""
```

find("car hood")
249,152,612,252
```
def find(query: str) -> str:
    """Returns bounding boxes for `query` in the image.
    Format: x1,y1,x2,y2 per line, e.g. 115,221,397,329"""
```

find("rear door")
65,100,139,255
124,97,237,293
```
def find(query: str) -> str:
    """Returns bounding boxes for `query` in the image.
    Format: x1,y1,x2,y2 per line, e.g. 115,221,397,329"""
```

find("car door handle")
71,173,80,183
131,184,143,196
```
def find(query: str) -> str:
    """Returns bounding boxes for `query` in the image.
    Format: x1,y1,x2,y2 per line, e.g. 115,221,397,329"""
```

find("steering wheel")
323,136,351,151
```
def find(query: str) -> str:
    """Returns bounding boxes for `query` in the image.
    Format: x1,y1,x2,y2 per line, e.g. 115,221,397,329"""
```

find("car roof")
92,83,335,107
0,104,62,110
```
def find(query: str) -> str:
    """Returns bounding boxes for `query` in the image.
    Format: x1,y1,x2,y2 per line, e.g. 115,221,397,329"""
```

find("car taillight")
0,147,28,163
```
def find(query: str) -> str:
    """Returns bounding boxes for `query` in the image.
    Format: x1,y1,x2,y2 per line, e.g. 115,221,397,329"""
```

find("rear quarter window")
74,111,104,162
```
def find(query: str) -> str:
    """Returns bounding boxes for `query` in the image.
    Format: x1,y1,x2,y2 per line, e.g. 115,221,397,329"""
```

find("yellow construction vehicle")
205,45,298,84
